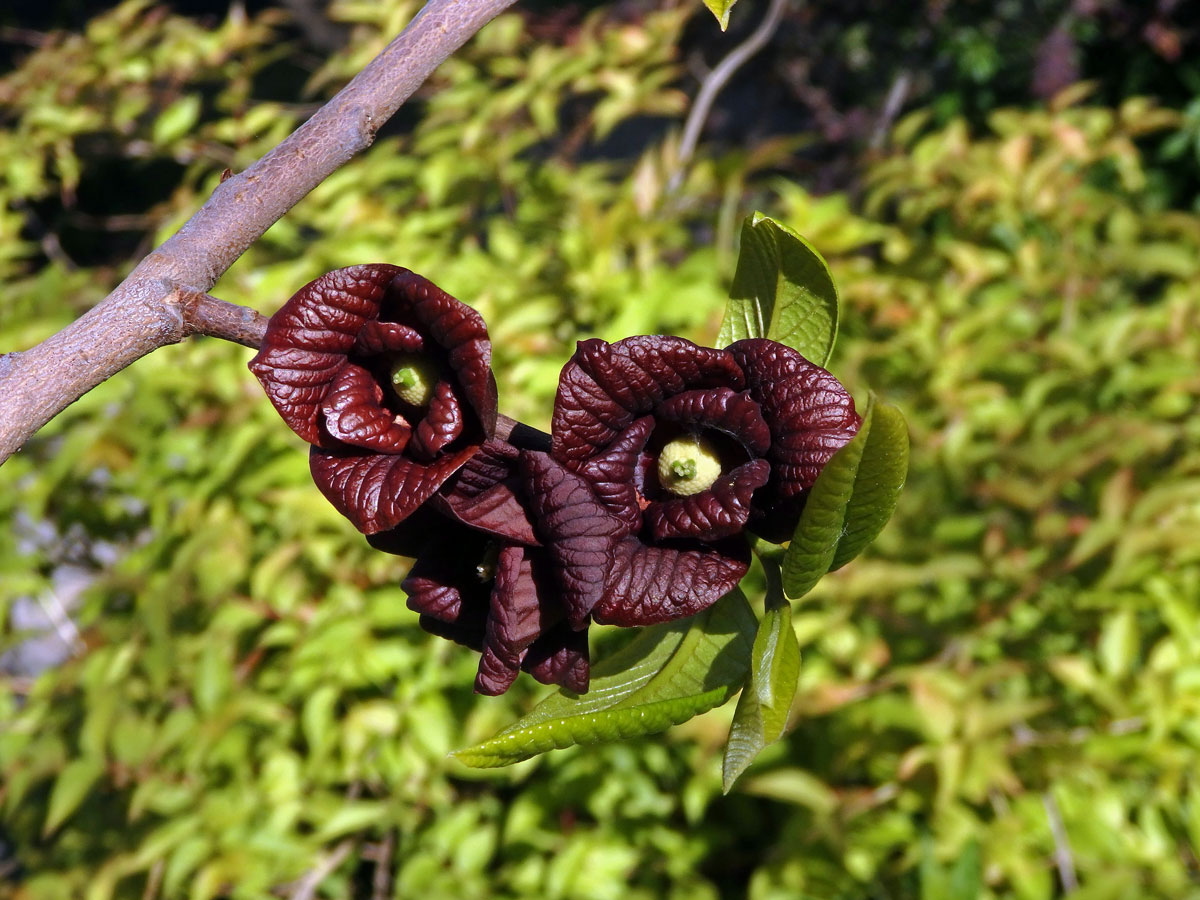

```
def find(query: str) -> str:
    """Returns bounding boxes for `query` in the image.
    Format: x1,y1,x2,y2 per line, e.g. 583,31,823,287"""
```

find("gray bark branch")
0,0,518,465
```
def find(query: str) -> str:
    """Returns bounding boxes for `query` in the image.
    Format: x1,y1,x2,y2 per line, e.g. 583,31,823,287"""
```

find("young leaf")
719,212,840,367
453,590,757,768
829,401,909,571
43,757,104,835
722,602,801,792
781,396,909,599
702,0,739,31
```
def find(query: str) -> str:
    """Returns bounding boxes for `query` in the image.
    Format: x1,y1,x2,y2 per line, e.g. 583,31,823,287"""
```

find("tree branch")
0,0,519,466
667,0,790,193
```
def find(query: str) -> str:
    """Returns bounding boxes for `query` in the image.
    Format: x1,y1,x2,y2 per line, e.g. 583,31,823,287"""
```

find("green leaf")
719,212,840,366
782,396,909,599
453,591,757,768
702,0,739,31
153,95,200,146
722,602,801,792
44,757,104,835
829,400,910,571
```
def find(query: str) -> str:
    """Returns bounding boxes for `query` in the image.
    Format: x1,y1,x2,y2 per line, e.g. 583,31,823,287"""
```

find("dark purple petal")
591,537,750,626
520,451,626,628
645,459,770,542
434,436,541,545
321,362,412,452
249,264,401,445
476,546,561,695
728,339,860,498
579,416,654,531
402,537,490,650
310,444,477,534
408,380,464,461
552,336,744,469
354,320,424,355
654,387,771,457
391,269,497,434
522,624,590,693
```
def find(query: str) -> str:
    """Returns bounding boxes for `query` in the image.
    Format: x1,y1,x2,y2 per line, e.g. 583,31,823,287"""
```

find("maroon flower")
549,335,860,624
369,419,594,695
248,264,497,534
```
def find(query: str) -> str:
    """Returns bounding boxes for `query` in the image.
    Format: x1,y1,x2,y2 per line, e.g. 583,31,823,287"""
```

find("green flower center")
657,434,722,497
389,354,438,407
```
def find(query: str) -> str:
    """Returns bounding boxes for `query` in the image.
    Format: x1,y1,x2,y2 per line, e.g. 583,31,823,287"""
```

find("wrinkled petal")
522,624,590,693
310,443,476,534
250,264,401,444
728,338,860,497
354,320,424,355
408,379,464,461
434,436,541,545
321,362,412,452
520,451,626,628
645,459,770,542
475,546,561,695
579,416,654,531
591,537,750,626
654,387,771,457
401,534,491,650
391,268,497,434
552,336,744,469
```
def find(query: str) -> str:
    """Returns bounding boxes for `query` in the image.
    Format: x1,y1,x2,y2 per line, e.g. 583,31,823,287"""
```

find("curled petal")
654,387,771,457
408,380,464,461
354,320,424,355
552,336,743,468
310,444,476,534
728,339,860,497
579,416,654,531
249,264,401,444
476,546,560,695
591,538,750,626
321,362,412,452
645,459,770,542
434,436,541,545
391,269,497,434
520,451,626,628
523,624,590,693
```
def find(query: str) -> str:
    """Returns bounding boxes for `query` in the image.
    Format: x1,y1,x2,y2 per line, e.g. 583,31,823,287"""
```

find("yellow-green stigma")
389,354,438,407
657,434,722,497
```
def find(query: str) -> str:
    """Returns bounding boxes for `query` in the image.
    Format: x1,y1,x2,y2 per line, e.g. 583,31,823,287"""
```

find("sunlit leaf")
44,757,104,835
782,396,908,599
702,0,739,31
719,212,839,366
722,602,800,792
453,590,757,768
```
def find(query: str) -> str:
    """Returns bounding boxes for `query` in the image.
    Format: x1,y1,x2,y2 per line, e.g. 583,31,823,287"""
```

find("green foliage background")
2,1,1200,897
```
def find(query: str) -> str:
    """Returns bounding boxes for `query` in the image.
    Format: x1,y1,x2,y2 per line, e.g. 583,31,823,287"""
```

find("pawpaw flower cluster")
250,265,860,695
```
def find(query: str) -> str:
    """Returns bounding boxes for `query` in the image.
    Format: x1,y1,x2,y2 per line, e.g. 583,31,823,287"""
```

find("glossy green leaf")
44,757,104,835
719,212,839,366
702,0,739,31
453,591,757,768
782,396,909,599
829,400,910,571
722,602,801,792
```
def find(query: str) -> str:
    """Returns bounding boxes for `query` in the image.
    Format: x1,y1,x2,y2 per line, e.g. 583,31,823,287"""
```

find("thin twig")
1043,790,1079,893
667,0,791,193
370,830,396,900
0,0,519,466
288,838,357,900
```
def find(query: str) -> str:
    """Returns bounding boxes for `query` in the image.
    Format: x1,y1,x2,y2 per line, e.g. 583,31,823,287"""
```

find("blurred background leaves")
2,0,1200,897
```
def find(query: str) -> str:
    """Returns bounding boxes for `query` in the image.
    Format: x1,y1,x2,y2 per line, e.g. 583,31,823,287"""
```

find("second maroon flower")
248,264,497,534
